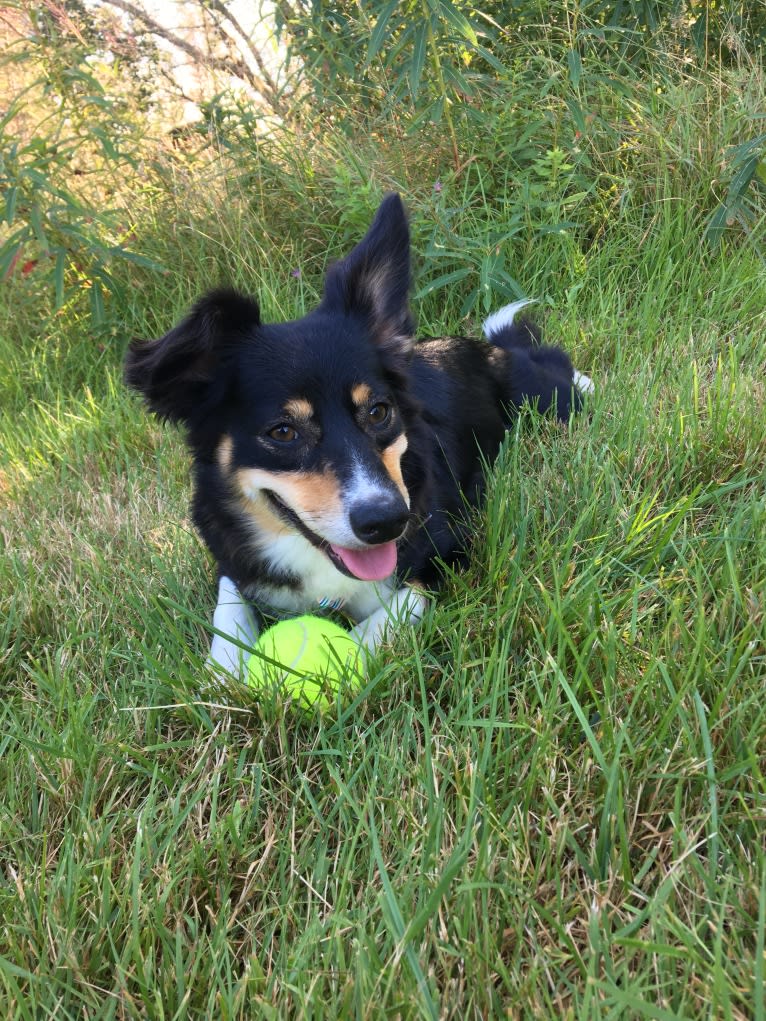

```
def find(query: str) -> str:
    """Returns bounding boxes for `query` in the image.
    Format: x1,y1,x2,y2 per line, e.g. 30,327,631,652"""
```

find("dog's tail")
482,299,544,352
484,299,595,399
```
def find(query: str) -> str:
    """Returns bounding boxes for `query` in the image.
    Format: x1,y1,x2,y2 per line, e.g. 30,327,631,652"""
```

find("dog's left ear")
320,193,414,361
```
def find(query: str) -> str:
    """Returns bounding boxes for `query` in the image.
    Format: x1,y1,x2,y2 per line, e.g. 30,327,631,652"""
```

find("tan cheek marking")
351,383,372,407
381,433,410,506
283,473,344,520
236,491,292,539
217,434,234,472
284,398,314,421
235,467,345,528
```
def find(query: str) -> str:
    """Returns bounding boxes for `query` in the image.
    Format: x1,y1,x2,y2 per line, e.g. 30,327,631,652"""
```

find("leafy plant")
706,131,766,247
277,0,766,126
0,5,163,322
365,0,506,169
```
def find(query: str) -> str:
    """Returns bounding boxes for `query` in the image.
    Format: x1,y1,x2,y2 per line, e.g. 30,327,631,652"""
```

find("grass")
1,37,766,1021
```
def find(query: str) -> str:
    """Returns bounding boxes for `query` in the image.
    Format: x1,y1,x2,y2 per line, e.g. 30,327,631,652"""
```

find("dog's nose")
349,498,410,545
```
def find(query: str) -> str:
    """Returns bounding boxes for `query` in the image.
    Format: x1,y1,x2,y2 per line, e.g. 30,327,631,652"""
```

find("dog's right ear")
125,289,260,424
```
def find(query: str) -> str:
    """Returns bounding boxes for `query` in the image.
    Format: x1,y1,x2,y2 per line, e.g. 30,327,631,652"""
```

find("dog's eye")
368,402,391,426
268,424,299,443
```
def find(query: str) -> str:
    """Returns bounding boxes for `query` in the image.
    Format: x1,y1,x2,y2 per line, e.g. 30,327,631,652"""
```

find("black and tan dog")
125,194,592,675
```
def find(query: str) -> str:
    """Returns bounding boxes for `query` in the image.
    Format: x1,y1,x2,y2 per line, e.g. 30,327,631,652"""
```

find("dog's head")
125,194,418,582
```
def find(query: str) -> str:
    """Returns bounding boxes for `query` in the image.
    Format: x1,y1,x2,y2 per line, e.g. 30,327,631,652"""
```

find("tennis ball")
246,616,362,710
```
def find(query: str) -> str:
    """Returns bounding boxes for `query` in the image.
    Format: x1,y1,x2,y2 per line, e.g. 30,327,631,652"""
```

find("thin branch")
99,0,284,115
205,0,282,102
203,5,284,113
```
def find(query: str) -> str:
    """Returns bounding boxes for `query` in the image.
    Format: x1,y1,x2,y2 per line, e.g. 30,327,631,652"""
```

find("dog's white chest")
257,532,395,621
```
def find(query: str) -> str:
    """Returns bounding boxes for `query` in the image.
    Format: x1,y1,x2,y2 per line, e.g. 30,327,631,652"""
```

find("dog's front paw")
349,585,429,652
206,575,258,685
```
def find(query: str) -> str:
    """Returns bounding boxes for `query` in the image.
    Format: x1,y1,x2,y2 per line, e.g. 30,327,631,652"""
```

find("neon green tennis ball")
246,616,362,710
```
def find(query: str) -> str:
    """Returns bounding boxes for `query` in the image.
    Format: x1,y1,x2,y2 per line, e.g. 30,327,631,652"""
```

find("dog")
125,194,592,678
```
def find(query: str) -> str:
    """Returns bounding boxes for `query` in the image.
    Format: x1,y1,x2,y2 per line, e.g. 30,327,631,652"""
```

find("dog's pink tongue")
331,541,398,581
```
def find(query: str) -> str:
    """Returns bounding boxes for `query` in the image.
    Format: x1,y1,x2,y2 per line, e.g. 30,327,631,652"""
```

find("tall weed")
0,9,163,323
3,4,764,326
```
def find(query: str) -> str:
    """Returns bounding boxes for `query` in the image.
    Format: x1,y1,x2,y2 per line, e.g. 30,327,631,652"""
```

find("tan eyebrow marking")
217,434,234,472
351,383,373,407
284,398,314,421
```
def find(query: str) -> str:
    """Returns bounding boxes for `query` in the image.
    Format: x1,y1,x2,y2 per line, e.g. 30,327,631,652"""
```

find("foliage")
0,3,164,322
706,131,766,245
273,1,766,273
276,0,766,122
278,0,508,168
3,1,765,323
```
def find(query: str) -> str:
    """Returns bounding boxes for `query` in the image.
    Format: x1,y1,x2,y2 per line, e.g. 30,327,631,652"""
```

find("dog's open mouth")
266,492,398,582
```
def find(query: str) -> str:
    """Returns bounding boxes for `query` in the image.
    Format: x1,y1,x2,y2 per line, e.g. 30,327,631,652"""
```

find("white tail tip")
482,299,537,339
573,370,595,395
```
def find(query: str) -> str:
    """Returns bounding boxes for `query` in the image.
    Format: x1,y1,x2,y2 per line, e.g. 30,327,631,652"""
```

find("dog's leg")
349,585,429,653
207,575,258,680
